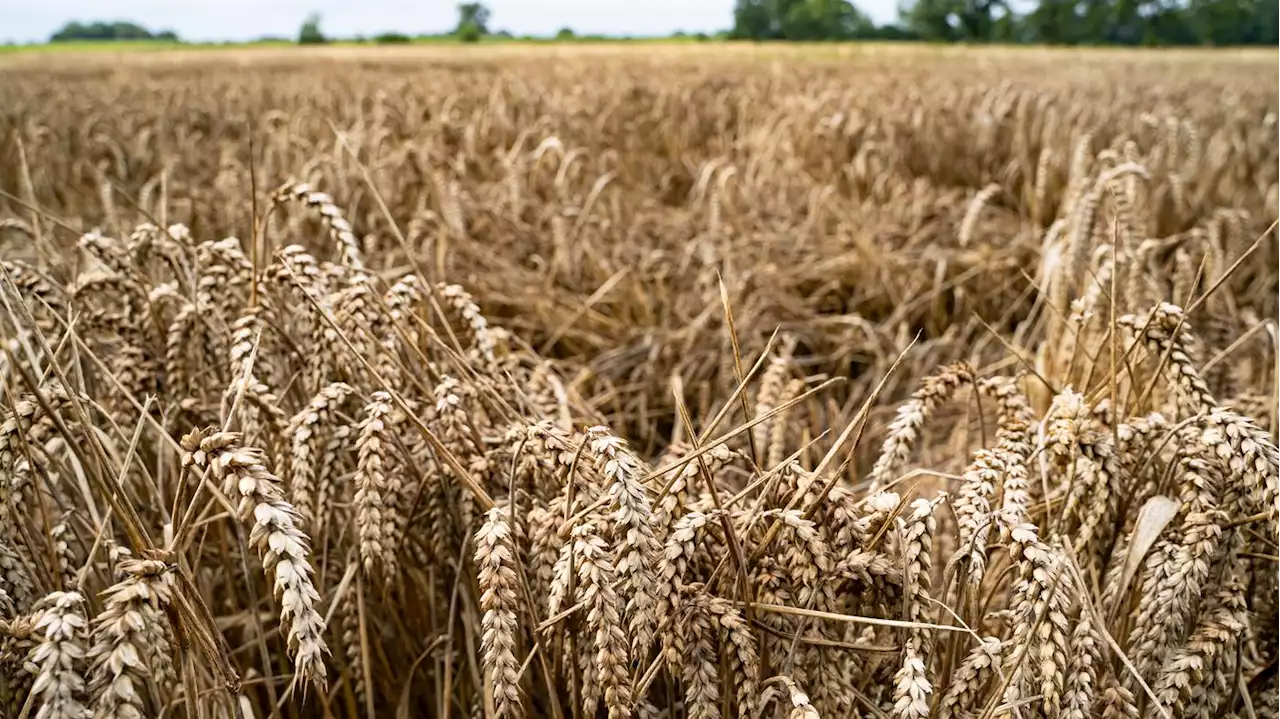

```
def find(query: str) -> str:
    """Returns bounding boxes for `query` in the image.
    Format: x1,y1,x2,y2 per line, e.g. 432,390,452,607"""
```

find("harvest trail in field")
0,45,1276,718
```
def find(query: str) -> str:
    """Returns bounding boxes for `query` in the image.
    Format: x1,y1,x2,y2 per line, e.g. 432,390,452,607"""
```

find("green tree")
1142,2,1198,45
786,0,874,38
50,20,179,42
1024,0,1081,43
900,0,959,40
455,2,492,38
374,32,412,44
1070,0,1203,45
732,0,781,38
901,0,1013,41
298,13,327,44
1187,0,1277,43
732,0,873,39
958,0,1011,40
731,0,1280,44
1259,0,1280,42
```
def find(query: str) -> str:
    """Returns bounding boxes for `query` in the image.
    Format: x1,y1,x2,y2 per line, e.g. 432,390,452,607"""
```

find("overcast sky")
2,0,902,43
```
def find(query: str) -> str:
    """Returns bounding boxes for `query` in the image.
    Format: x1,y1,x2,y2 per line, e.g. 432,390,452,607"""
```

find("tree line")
731,0,1277,44
50,21,178,42
44,0,1278,47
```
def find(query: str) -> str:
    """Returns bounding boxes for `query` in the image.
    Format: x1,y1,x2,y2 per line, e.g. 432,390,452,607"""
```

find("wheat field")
0,44,1276,719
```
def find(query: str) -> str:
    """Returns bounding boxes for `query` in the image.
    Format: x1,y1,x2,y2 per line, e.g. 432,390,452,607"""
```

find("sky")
2,0,901,44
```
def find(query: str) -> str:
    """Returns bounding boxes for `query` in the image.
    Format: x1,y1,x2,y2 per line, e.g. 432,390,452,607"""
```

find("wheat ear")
88,559,174,718
476,506,524,719
180,428,328,690
869,363,974,493
354,391,395,578
30,591,90,719
587,428,660,663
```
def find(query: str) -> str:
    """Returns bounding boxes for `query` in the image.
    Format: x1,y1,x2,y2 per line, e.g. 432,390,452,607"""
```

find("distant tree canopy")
901,0,1276,44
49,21,179,42
298,13,327,44
374,32,412,44
732,0,874,40
455,2,492,41
732,0,1277,43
